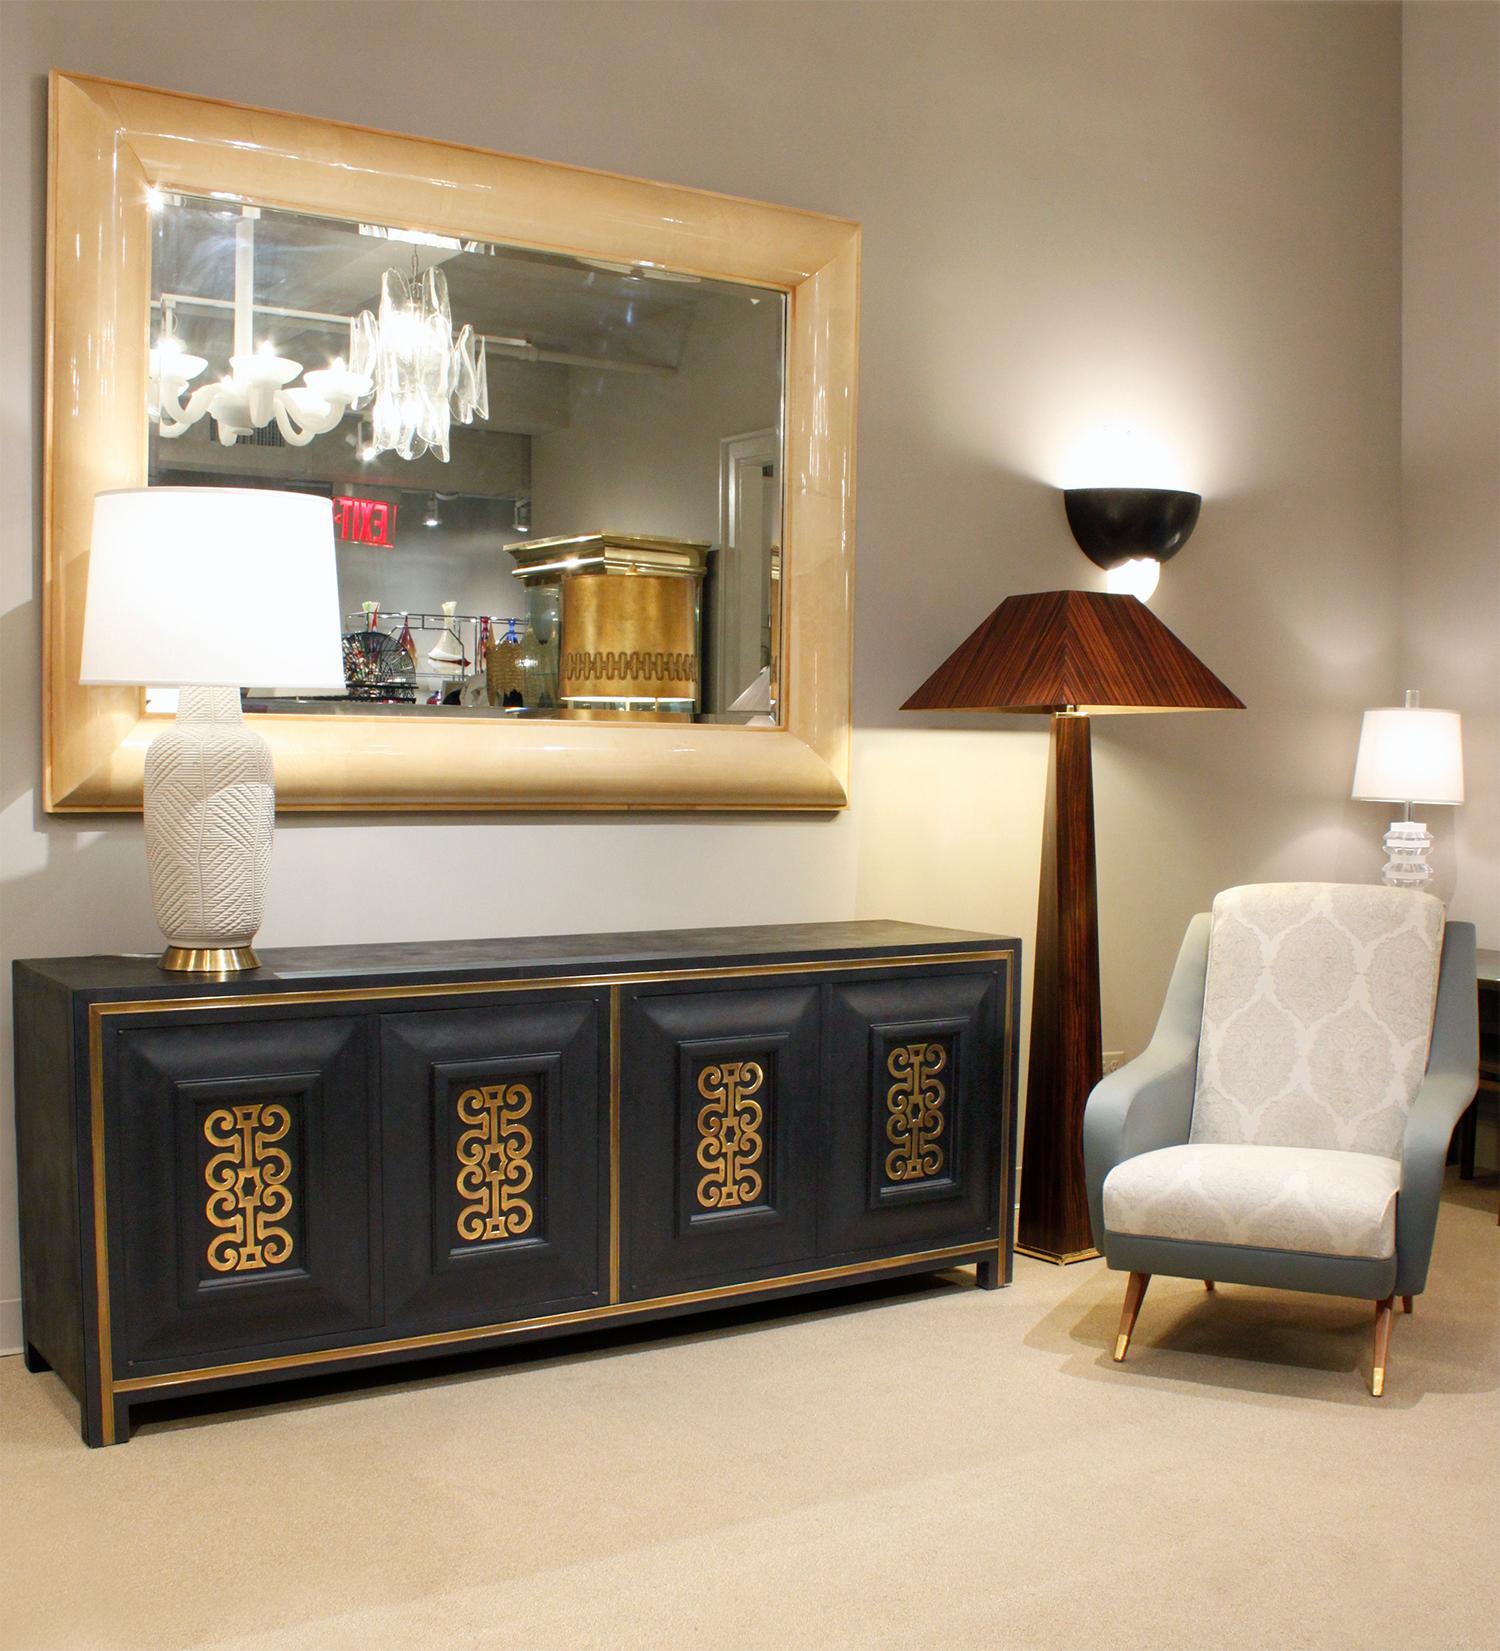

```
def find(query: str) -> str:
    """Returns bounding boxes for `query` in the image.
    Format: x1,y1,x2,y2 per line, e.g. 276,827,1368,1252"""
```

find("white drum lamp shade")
1351,706,1465,805
81,488,344,688
81,488,344,972
1351,693,1464,890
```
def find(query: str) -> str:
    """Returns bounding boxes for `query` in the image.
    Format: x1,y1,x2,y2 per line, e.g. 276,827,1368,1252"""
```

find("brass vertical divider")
609,985,621,1305
88,1009,115,1445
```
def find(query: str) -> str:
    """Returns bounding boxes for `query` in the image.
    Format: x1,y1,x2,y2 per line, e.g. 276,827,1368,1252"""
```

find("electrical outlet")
1102,1050,1126,1075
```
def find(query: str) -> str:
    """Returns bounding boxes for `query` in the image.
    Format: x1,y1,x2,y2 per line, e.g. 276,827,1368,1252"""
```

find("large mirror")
45,74,857,811
147,195,786,723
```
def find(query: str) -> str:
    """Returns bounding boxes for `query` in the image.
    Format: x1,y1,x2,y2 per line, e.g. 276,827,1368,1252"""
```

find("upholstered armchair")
1084,883,1478,1396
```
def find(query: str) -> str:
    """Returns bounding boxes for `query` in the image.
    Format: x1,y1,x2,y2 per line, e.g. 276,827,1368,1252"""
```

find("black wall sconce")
1063,486,1202,601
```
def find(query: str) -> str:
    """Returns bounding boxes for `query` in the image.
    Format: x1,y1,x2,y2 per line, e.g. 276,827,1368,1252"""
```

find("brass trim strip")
111,1240,997,1394
608,985,621,1305
1000,955,1015,1277
87,1013,114,1446
88,949,1015,1023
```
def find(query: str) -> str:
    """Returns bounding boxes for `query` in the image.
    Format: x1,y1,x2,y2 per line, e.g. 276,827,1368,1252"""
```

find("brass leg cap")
1372,1367,1385,1398
1113,1335,1129,1362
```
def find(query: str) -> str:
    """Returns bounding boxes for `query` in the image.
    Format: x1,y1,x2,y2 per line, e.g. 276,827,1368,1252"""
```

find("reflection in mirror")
146,194,786,724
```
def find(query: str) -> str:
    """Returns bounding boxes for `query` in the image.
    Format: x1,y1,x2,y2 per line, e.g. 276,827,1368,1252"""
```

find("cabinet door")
381,995,604,1330
108,1014,376,1371
820,971,1004,1257
620,983,820,1297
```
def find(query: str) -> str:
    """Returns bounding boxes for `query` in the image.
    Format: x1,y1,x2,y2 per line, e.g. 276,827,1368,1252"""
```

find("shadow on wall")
850,453,1076,733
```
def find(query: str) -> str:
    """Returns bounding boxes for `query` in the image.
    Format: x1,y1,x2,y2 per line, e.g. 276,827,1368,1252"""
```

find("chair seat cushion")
1102,1143,1400,1259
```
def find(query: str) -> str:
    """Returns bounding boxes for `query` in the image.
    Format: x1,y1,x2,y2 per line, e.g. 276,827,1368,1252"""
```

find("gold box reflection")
561,574,699,708
505,533,709,721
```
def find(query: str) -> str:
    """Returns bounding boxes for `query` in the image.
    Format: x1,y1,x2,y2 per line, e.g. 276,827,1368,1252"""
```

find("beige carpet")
3,1175,1496,1651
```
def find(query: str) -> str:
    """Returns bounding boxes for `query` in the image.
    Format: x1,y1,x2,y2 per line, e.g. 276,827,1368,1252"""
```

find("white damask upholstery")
1102,1143,1401,1259
1189,883,1444,1158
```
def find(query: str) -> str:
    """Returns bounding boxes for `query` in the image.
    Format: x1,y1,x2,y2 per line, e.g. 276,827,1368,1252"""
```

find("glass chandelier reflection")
356,263,489,463
150,211,488,462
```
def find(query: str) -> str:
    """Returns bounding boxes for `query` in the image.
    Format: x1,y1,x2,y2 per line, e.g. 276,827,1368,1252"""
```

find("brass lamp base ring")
1014,1243,1102,1266
159,945,261,974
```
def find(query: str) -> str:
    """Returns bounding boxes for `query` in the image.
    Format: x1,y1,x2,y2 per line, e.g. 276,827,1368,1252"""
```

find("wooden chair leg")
1372,1296,1394,1397
1114,1272,1150,1362
1204,1279,1215,1292
1401,1295,1413,1314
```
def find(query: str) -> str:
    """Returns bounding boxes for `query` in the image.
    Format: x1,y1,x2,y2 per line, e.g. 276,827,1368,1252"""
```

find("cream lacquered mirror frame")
44,72,858,813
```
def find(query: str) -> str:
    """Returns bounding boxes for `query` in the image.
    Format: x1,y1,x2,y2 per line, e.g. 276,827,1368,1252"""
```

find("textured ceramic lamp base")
144,686,274,973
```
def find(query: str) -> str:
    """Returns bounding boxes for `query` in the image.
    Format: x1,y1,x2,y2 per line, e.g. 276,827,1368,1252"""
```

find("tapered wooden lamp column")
903,591,1242,1262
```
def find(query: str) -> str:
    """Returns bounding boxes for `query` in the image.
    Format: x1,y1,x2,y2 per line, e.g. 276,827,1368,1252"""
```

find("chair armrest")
1396,921,1479,1297
1084,913,1210,1247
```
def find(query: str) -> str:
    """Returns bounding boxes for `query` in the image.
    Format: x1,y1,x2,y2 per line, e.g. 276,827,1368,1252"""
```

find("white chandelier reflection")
152,325,374,449
150,211,487,462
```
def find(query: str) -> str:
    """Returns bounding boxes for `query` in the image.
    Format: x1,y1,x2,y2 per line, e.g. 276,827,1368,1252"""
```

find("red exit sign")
332,495,398,547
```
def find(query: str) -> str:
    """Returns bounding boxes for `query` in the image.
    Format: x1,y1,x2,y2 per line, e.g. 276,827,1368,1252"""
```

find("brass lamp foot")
160,945,261,973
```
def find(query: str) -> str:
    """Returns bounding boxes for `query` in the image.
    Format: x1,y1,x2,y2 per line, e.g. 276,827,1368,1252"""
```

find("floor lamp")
903,590,1243,1262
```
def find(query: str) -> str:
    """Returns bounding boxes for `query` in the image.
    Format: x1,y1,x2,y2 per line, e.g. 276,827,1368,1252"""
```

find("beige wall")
1401,0,1500,943
0,1,1407,1351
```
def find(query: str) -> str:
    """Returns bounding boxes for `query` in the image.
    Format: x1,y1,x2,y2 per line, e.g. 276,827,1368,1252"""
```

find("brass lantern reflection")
505,533,709,717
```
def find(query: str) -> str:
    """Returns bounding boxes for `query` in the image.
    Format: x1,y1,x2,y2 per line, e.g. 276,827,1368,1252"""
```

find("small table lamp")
81,488,345,972
1351,689,1464,888
904,590,1243,1263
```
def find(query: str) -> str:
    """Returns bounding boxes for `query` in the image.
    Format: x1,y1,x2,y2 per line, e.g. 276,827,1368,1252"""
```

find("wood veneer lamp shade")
903,591,1243,1263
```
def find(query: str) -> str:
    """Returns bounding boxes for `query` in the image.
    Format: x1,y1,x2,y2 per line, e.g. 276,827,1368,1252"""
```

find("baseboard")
0,1297,21,1358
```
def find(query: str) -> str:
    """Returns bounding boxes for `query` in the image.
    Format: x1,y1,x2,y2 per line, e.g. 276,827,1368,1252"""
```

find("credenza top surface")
15,920,1020,1002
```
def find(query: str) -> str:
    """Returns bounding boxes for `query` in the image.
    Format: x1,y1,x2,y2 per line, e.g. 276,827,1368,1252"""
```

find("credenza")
13,921,1019,1446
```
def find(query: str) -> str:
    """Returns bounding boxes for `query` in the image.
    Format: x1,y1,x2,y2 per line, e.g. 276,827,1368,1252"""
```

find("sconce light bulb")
360,443,379,463
1104,557,1161,602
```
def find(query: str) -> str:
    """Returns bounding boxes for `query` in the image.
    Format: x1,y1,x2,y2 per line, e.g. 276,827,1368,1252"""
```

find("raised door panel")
820,972,1004,1257
620,983,820,1297
380,995,605,1330
107,1014,375,1371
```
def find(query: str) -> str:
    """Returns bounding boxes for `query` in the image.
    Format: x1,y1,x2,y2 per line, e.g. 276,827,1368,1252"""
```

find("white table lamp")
81,488,345,972
1351,688,1464,888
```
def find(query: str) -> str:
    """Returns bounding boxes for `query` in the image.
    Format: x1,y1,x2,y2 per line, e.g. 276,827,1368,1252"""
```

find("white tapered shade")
1352,706,1464,805
81,487,344,689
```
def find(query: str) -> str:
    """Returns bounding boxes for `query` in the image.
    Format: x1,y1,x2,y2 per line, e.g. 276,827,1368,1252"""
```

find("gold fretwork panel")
884,1042,947,1183
203,1102,295,1273
455,1082,536,1243
695,1061,765,1209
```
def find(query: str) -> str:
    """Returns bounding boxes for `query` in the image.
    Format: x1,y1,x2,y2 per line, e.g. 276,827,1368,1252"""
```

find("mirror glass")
146,193,786,724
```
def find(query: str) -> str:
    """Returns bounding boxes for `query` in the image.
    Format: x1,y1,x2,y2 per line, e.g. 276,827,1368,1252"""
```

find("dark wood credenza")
13,921,1019,1446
